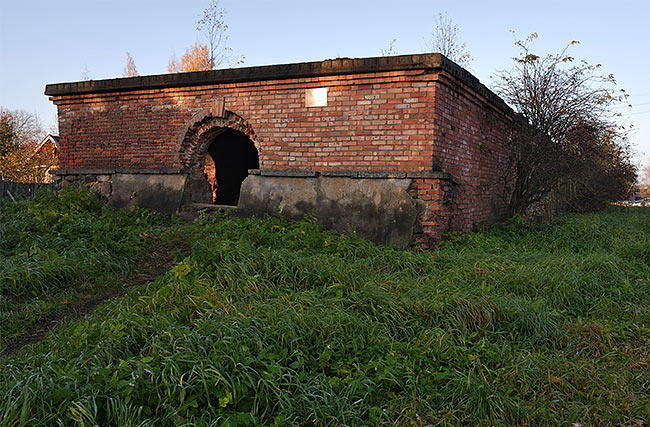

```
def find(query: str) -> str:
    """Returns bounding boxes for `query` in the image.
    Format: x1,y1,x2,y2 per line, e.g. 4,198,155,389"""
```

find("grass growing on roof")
1,200,649,425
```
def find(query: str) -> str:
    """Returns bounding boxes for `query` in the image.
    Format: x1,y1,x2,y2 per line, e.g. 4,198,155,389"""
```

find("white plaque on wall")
305,87,328,107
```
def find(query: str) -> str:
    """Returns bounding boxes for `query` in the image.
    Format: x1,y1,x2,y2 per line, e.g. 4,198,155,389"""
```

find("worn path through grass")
1,228,194,355
0,188,199,355
1,192,649,426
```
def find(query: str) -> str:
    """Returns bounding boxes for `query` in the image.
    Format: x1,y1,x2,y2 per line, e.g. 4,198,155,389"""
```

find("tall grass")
1,204,649,425
0,187,168,350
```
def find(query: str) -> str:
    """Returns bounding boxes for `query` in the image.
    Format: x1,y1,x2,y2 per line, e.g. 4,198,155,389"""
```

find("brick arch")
178,109,260,178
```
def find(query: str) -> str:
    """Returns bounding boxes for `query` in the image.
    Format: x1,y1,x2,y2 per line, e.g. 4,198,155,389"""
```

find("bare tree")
47,111,59,136
425,12,471,67
196,0,239,69
122,52,139,77
495,34,625,143
0,108,43,154
381,39,398,56
81,64,91,81
493,33,635,214
639,159,650,186
167,53,180,73
638,159,650,198
168,0,243,73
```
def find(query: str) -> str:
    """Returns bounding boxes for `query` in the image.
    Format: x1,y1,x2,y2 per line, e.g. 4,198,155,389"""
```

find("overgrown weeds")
0,196,648,425
0,187,170,351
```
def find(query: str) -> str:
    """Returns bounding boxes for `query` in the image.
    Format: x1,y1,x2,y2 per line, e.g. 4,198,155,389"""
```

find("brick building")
45,53,515,246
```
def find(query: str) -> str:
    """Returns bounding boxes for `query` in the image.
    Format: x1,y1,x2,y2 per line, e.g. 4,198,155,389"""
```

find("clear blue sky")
1,0,649,165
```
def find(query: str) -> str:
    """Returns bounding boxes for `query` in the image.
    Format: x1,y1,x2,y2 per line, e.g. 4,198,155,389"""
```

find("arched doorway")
203,128,259,205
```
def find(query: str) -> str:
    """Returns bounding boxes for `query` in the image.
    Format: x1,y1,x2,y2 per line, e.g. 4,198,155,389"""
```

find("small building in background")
0,134,59,184
33,134,60,183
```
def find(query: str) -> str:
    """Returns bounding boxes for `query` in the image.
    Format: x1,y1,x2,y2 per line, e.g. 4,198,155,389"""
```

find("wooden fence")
0,180,51,201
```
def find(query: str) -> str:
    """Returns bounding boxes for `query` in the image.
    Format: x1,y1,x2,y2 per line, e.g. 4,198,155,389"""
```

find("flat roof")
45,53,510,113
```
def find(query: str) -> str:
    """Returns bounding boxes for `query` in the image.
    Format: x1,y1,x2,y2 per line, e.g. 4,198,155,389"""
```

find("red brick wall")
426,71,513,237
50,63,514,243
52,69,436,172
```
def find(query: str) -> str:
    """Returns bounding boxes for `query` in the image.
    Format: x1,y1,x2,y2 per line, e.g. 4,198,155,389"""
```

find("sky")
1,0,649,166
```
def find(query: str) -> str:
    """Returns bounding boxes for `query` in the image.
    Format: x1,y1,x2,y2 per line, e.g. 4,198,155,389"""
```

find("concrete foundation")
53,169,188,215
238,170,428,247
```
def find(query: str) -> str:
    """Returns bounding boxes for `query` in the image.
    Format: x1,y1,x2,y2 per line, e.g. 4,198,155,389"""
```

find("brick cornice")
44,53,509,113
248,169,453,180
52,168,190,175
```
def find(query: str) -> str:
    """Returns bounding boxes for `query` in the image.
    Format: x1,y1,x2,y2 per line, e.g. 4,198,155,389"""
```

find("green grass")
1,192,649,425
0,187,169,350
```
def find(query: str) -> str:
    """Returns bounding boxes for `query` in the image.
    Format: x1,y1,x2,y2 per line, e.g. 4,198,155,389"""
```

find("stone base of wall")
238,170,436,247
51,168,458,247
52,169,188,215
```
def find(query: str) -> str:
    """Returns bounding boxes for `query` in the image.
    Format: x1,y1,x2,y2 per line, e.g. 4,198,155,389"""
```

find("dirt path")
1,230,190,356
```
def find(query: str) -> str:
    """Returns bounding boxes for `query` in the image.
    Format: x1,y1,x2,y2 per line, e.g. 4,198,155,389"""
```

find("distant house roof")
35,134,59,153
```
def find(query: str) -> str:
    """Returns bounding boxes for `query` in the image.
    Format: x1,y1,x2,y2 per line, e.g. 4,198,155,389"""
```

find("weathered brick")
48,53,514,244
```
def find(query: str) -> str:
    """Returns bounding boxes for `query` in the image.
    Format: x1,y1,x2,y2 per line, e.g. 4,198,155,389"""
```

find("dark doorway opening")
204,129,259,206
